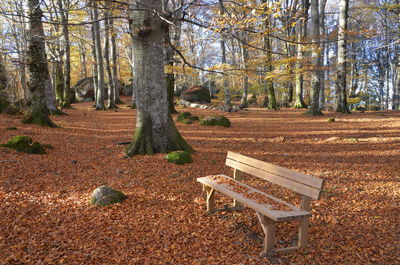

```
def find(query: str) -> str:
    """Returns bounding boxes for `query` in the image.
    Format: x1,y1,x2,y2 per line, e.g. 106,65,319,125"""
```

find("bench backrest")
225,151,324,200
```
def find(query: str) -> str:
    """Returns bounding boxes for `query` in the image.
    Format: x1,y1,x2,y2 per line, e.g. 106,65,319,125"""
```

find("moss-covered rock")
165,151,193,165
90,186,127,206
0,135,50,154
327,117,335,122
200,116,231,127
180,119,193,124
177,112,199,124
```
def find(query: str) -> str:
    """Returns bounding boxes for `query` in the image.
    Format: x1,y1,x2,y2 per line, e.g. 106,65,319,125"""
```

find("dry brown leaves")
208,175,292,211
0,99,399,264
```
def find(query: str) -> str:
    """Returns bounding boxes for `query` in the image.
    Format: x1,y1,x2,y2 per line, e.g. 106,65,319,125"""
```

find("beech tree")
126,0,192,155
306,0,323,115
23,0,57,127
92,1,106,110
336,0,350,113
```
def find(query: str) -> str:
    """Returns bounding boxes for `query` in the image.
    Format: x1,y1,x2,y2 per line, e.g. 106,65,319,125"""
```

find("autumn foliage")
0,98,399,264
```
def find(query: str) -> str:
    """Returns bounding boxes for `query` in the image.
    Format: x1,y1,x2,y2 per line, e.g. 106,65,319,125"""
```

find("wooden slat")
197,175,310,221
227,151,324,190
226,158,322,200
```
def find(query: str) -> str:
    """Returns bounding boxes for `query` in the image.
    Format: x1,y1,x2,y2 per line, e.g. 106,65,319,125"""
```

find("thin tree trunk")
93,2,106,110
90,9,98,103
318,0,327,110
24,0,57,126
262,2,279,110
58,0,71,107
219,0,231,111
104,9,116,109
306,0,323,115
293,0,309,109
394,62,400,110
336,0,350,113
109,15,121,104
126,0,193,156
240,40,249,107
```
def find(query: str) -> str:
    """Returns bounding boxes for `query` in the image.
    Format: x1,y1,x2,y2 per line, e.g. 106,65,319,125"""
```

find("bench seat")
197,174,311,222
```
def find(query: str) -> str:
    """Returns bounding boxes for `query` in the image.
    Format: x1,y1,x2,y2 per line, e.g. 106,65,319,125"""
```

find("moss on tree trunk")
23,104,58,127
25,0,58,127
126,114,193,156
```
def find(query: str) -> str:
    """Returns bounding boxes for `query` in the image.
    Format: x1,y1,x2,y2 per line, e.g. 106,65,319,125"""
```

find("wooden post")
205,186,215,212
298,195,311,248
256,212,276,257
233,169,243,209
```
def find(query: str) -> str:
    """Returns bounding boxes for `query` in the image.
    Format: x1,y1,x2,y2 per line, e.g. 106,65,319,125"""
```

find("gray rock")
90,186,127,206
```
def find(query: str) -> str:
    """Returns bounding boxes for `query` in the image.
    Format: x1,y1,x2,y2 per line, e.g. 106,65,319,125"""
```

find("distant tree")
293,0,309,109
219,0,232,111
306,0,323,115
92,1,106,110
336,0,350,113
0,55,7,91
104,6,117,109
57,0,72,107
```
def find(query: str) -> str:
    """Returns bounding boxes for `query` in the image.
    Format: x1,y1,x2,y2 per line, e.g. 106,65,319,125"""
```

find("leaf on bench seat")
208,175,293,212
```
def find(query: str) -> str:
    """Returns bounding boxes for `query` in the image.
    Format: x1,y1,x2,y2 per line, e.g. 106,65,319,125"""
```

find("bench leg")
205,186,215,212
298,216,309,248
298,195,311,248
256,212,276,257
233,169,243,210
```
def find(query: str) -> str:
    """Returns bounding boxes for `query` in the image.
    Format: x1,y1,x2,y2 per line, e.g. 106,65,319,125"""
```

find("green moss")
0,135,51,154
177,112,199,124
23,107,58,127
200,116,231,127
126,121,154,156
177,112,191,121
327,117,335,122
5,126,18,130
165,151,193,165
180,119,193,124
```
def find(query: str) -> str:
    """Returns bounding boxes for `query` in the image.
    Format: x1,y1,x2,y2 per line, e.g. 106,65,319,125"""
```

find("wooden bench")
197,151,324,257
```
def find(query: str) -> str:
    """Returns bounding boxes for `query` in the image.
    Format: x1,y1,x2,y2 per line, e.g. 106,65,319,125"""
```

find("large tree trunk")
293,0,309,109
93,2,106,110
23,0,57,127
126,0,193,156
335,0,350,113
306,0,323,115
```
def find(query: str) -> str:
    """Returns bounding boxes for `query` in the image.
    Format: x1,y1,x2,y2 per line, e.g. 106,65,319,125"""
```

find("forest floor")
0,97,399,264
